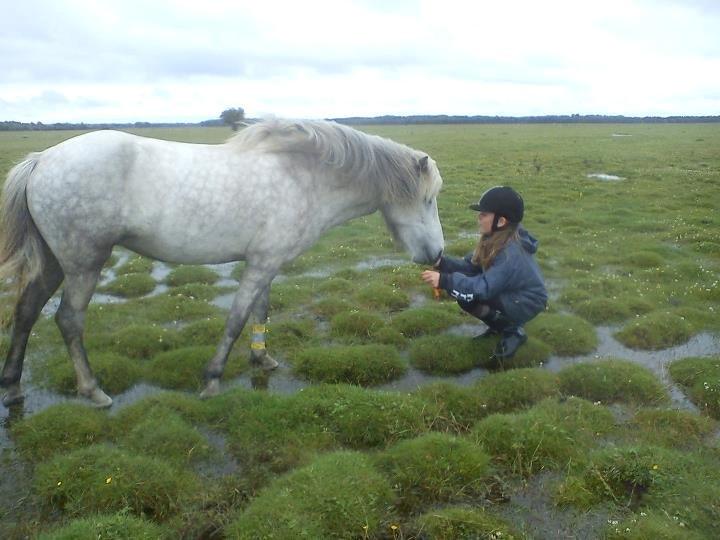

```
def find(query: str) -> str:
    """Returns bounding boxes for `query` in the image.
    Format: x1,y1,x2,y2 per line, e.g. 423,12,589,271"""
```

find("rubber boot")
474,309,512,340
494,327,528,359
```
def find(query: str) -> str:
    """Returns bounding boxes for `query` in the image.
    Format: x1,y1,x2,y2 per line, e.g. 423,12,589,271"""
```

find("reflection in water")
250,369,270,390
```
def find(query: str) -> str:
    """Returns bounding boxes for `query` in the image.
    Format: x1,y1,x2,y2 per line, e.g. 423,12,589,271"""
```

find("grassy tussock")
525,313,598,356
34,444,199,520
414,506,526,540
38,513,172,540
292,344,406,385
374,432,491,511
558,358,669,405
225,451,396,539
2,124,719,539
668,356,720,418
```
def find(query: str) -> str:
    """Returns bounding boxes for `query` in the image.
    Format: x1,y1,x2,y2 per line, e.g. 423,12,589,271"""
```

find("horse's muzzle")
413,247,443,266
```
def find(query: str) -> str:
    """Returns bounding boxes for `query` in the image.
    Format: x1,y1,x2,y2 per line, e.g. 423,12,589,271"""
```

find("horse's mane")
226,119,440,203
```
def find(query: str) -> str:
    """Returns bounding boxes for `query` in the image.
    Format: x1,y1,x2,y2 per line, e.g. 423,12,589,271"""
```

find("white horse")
0,119,444,407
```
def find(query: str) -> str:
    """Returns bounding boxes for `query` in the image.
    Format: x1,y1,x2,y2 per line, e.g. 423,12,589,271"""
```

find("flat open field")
1,123,719,538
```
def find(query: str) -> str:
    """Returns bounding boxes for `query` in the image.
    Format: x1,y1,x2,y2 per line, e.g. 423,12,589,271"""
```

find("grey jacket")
438,227,547,324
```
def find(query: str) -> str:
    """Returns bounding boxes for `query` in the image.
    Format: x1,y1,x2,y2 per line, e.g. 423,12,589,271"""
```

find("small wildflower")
390,524,398,531
652,464,659,470
106,477,112,484
57,481,62,486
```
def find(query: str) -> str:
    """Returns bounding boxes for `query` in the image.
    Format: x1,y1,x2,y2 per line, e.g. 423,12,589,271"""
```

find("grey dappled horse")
0,119,444,407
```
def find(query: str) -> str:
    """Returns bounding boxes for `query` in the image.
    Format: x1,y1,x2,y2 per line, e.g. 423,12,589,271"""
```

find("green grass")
408,334,479,374
572,297,632,324
555,443,720,534
34,444,199,520
176,317,227,346
626,408,717,448
603,510,708,540
225,451,396,538
39,352,145,395
615,310,695,350
413,506,526,540
354,283,410,311
115,255,155,275
668,356,720,418
525,313,598,356
329,309,385,341
102,324,180,359
390,304,465,337
413,382,484,432
374,432,491,511
2,124,719,539
165,265,220,287
145,346,248,391
474,368,561,414
99,272,157,297
472,397,615,476
118,411,214,464
289,384,432,449
38,513,172,540
292,344,406,385
558,358,670,405
11,403,109,461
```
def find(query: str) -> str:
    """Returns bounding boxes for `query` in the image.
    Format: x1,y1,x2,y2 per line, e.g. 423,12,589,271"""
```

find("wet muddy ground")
3,256,718,426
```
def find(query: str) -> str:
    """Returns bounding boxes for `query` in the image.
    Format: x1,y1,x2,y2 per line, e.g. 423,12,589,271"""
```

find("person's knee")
458,300,491,319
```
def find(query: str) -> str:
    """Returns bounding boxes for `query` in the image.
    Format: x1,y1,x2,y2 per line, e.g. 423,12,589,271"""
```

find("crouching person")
421,186,547,359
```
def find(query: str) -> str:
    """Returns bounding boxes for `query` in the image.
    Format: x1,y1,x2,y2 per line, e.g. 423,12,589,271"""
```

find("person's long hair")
472,224,520,269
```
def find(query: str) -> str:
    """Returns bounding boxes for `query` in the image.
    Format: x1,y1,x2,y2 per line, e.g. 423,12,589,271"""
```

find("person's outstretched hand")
421,270,440,288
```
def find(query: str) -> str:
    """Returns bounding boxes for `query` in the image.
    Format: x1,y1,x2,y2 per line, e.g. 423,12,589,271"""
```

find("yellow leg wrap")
251,324,266,351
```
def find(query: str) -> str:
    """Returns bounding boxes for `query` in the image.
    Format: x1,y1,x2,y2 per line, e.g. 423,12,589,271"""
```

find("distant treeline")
0,119,225,131
332,114,720,125
2,115,719,131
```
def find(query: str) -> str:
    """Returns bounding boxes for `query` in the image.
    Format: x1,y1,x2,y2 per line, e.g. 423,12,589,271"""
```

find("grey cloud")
1,0,431,84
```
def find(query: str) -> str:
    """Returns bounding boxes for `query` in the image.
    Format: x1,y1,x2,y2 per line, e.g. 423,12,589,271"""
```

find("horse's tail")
0,153,46,295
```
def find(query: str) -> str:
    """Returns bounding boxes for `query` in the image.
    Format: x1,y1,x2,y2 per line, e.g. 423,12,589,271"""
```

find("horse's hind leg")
249,285,279,371
54,269,112,407
1,254,64,406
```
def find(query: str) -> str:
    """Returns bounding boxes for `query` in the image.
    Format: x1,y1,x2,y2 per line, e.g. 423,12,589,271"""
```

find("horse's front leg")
249,285,279,371
200,265,276,398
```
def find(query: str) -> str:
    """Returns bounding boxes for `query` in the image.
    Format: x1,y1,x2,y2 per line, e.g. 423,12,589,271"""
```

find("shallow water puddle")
587,173,625,181
544,327,720,410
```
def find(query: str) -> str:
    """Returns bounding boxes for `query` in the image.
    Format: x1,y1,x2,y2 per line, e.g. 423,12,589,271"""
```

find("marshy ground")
1,124,718,538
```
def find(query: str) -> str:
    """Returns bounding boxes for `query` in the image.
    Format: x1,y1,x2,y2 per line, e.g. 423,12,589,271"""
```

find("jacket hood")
518,227,539,254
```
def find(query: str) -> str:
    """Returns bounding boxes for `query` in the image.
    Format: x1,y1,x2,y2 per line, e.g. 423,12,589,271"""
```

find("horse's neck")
316,182,379,233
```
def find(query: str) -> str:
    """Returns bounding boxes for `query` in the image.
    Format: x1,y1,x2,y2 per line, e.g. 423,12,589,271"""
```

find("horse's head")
380,155,444,265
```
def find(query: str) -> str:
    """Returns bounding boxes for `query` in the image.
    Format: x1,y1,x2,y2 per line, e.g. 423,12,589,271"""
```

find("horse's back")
24,130,299,266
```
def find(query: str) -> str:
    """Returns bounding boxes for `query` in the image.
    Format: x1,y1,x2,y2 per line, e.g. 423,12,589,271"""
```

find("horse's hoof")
200,378,221,399
2,385,25,407
251,352,279,371
84,387,113,408
260,355,279,371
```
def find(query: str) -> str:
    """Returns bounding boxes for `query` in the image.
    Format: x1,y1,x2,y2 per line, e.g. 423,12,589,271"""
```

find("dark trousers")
457,298,520,334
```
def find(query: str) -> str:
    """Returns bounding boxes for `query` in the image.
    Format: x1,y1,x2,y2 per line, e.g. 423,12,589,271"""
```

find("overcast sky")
1,0,719,123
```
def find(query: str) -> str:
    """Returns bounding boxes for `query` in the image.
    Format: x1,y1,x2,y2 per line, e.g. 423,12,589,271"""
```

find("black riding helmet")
469,186,524,231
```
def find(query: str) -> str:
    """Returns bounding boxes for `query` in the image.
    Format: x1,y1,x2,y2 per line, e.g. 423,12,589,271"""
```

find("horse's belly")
121,226,251,264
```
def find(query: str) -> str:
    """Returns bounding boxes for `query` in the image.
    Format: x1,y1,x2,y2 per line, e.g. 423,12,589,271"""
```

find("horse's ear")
417,155,429,173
